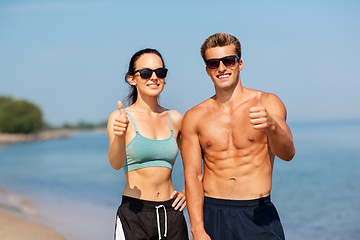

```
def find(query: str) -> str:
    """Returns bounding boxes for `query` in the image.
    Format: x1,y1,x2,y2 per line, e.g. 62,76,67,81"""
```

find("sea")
0,121,359,240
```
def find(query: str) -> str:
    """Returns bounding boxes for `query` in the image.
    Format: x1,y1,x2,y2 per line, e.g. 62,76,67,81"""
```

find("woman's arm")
107,101,129,170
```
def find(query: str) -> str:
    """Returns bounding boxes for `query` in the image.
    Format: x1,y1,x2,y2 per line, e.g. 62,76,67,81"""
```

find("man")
181,33,295,240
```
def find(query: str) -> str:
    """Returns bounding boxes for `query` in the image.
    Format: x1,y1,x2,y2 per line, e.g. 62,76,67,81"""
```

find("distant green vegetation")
0,95,107,134
0,96,44,133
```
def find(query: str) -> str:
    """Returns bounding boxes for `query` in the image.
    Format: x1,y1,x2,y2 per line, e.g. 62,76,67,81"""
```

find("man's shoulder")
244,88,282,103
260,91,284,106
185,98,213,117
244,88,286,115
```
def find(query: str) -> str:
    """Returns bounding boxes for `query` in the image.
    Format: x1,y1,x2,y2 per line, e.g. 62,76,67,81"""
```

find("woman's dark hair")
125,48,165,106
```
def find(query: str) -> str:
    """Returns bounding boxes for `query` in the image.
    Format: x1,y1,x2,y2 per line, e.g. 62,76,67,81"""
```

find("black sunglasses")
133,68,168,79
205,55,240,69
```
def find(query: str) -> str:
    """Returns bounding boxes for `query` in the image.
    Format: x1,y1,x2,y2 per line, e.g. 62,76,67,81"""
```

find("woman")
107,48,188,240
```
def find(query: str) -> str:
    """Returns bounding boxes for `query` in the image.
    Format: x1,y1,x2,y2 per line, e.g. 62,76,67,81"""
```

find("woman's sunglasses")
205,55,240,69
133,68,168,79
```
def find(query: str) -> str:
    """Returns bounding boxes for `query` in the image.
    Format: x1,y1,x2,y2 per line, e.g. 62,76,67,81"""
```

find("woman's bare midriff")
123,167,175,201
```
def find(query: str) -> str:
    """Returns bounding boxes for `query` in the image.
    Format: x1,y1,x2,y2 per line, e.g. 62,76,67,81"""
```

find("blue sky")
1,0,359,125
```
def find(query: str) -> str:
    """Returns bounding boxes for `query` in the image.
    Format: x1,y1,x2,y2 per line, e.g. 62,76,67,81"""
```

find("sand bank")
0,130,72,144
0,128,107,144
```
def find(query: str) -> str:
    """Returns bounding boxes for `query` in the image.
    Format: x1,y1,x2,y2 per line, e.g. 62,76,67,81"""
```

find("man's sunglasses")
205,55,240,69
133,68,168,79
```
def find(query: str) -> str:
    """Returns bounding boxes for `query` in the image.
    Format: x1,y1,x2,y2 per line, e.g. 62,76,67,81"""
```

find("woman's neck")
130,97,162,113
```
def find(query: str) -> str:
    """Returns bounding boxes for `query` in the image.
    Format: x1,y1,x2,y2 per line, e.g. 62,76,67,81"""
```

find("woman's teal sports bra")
123,108,178,173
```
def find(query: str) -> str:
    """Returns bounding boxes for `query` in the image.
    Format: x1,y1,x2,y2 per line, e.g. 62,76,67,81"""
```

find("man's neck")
214,79,245,107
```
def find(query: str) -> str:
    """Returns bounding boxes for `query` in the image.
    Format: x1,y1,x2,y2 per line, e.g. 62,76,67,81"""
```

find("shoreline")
0,188,65,240
0,210,66,240
0,128,106,144
0,186,116,240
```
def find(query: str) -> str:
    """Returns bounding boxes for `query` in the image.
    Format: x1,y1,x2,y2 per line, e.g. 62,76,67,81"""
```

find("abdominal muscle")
123,167,175,201
203,147,274,200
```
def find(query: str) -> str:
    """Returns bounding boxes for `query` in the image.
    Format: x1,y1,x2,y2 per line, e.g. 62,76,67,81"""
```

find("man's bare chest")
197,111,264,151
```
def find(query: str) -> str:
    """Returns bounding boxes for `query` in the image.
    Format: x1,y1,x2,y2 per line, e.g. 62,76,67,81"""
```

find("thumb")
256,92,263,106
117,101,127,121
117,101,124,111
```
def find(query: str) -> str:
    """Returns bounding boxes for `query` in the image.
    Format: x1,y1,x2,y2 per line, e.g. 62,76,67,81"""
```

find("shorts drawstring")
155,205,167,239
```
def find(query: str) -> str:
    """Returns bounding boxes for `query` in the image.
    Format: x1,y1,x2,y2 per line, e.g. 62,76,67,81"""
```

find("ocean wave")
0,188,38,216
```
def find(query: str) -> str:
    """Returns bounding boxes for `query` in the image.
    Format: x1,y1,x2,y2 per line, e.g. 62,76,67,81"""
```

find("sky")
0,0,359,125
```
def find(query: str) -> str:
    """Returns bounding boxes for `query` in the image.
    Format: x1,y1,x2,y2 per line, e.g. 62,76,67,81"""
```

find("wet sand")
0,210,65,240
0,185,116,240
0,188,65,239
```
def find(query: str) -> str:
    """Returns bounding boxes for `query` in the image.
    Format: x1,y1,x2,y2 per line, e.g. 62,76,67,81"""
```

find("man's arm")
181,110,211,240
250,92,295,161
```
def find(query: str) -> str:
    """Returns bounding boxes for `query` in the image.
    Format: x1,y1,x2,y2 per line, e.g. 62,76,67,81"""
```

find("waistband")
121,195,175,211
204,195,271,208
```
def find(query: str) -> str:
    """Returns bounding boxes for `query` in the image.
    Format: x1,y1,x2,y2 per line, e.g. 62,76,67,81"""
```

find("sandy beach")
0,188,65,240
0,210,65,240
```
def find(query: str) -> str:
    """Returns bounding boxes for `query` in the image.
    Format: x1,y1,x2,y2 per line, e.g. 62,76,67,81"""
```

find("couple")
107,33,295,240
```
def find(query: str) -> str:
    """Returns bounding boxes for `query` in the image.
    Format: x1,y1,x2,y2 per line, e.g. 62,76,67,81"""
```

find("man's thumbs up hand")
249,92,273,130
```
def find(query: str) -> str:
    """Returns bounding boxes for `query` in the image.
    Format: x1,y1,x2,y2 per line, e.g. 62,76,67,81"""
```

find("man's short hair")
200,33,241,61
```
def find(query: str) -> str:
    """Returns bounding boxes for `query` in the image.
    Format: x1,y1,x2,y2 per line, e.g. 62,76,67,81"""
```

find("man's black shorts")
204,195,285,240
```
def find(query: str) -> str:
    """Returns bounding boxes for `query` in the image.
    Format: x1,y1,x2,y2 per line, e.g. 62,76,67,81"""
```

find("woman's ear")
128,75,136,86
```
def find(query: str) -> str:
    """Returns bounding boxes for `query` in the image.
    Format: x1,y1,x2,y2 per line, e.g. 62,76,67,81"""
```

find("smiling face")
205,45,243,90
128,53,166,98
